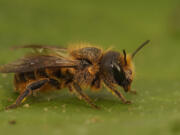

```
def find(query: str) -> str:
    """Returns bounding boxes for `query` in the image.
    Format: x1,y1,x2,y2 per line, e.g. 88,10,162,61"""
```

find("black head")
100,51,133,92
100,40,150,92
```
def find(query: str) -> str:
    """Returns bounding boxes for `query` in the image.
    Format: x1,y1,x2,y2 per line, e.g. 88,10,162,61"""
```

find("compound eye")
112,63,125,85
112,62,121,72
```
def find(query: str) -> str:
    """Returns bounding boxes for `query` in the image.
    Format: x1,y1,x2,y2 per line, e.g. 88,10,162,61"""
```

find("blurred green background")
0,0,180,135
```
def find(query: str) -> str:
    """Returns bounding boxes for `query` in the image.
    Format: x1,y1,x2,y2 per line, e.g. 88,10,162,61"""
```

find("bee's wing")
12,44,68,58
0,55,80,73
12,44,67,51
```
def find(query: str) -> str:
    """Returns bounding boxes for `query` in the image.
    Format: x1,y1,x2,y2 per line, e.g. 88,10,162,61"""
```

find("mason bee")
0,40,150,109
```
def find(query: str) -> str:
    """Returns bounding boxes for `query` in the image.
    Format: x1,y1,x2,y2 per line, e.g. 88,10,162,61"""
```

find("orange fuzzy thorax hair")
67,42,103,53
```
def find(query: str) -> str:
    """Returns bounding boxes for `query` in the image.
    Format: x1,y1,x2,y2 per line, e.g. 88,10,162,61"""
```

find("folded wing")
0,55,80,73
12,44,68,58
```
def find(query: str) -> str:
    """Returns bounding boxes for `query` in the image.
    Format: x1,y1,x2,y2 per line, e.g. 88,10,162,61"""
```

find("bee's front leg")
103,79,131,104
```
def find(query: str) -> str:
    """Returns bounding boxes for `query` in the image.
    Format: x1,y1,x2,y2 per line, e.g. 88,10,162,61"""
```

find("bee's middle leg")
72,83,100,109
6,78,49,110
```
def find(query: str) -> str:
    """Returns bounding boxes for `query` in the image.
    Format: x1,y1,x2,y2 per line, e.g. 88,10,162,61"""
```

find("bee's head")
101,40,150,92
100,51,133,92
111,50,134,92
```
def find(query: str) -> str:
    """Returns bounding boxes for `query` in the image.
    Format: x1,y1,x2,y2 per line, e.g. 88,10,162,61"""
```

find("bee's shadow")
1,90,134,111
29,91,132,109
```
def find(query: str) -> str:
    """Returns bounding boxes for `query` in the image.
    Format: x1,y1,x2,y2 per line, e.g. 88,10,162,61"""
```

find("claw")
93,104,101,110
130,90,137,95
124,100,132,104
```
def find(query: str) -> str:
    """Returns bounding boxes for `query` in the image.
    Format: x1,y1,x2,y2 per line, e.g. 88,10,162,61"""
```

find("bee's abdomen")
36,69,49,78
14,68,74,92
25,72,36,80
51,69,62,79
15,72,36,83
16,73,26,83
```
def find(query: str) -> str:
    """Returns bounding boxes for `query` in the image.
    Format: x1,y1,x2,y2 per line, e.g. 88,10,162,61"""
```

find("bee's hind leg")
6,79,49,110
72,83,100,109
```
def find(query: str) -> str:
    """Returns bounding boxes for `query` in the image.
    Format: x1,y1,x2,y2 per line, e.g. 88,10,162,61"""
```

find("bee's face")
101,51,134,92
112,61,133,92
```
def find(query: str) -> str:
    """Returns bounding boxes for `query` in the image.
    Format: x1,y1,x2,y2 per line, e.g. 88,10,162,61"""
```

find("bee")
0,40,150,109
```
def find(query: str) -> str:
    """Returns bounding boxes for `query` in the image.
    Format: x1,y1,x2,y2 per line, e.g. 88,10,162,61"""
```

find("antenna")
132,40,150,58
123,49,127,65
